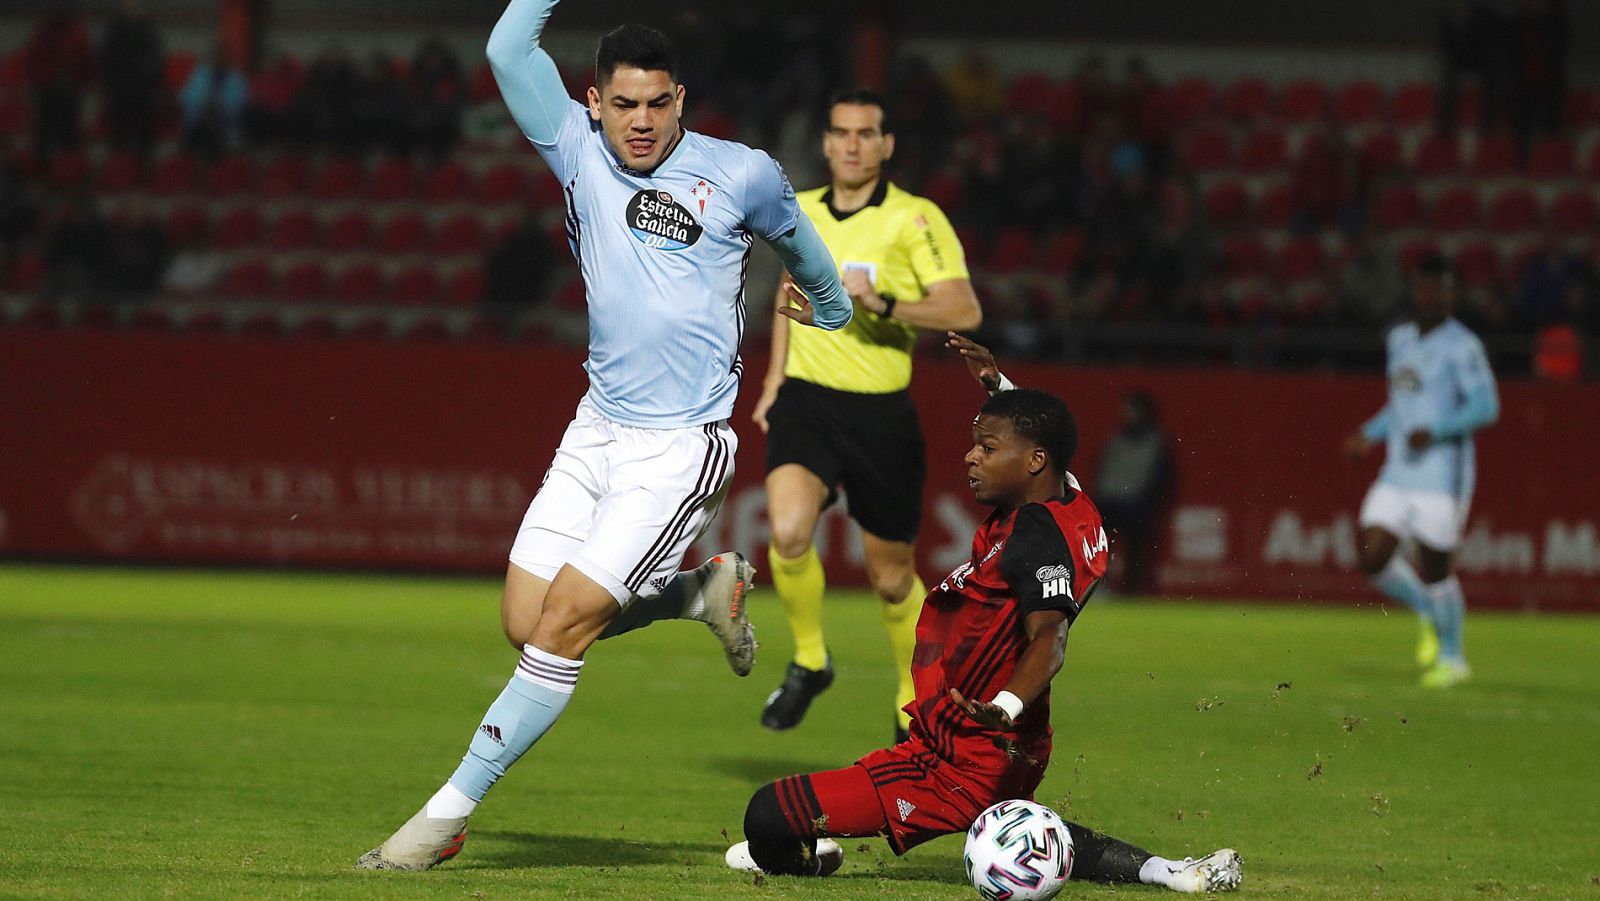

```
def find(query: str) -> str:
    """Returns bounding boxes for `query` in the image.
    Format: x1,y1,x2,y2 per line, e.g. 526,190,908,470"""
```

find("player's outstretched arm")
767,215,852,330
1345,406,1390,459
946,332,1016,394
485,0,570,145
951,609,1070,730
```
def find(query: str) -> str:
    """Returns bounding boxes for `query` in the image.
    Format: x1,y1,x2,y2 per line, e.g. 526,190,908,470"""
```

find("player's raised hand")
777,282,817,327
949,688,1014,731
947,332,1002,392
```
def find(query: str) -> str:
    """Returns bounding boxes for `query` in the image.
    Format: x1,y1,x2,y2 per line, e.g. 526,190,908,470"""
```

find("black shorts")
765,378,926,542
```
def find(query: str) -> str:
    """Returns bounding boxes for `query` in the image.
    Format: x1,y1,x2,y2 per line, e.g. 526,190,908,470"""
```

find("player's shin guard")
1424,576,1466,662
770,544,827,671
446,646,583,803
1064,821,1153,884
1371,556,1434,621
881,575,924,731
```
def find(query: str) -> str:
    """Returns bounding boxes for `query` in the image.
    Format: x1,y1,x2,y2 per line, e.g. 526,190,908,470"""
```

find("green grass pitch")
2,563,1597,900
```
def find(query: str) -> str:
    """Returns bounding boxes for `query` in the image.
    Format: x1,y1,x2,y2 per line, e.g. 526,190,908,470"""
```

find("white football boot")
354,806,468,871
725,838,843,876
695,553,758,677
1164,848,1242,893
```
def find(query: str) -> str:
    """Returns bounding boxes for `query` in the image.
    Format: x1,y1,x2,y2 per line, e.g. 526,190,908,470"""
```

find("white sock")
424,781,478,819
1139,856,1182,888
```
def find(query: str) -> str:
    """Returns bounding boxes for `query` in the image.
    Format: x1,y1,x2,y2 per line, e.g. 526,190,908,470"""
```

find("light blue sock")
1371,556,1433,621
447,645,582,802
599,569,696,640
1425,576,1466,663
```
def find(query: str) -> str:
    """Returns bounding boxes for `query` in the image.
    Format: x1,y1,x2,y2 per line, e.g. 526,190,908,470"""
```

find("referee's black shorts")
764,378,926,543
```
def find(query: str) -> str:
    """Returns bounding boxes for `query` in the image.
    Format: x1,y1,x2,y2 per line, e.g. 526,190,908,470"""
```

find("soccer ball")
963,799,1074,901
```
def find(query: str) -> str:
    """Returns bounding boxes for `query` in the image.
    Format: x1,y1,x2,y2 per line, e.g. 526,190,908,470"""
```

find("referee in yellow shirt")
754,89,982,742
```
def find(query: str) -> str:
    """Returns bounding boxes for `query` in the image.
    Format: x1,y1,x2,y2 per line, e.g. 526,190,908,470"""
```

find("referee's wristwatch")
879,294,897,319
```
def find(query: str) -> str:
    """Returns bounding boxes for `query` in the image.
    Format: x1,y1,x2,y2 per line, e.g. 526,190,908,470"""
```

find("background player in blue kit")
356,0,853,871
1344,254,1499,688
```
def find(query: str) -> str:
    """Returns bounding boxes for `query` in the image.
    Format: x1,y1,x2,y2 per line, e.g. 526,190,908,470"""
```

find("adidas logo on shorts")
896,798,916,822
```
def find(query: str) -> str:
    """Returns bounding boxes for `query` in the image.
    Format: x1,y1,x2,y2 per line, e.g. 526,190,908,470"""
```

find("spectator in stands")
1131,172,1210,319
484,210,554,321
1290,121,1358,234
41,192,113,303
1508,0,1569,153
944,50,1004,125
0,145,37,278
1439,2,1510,134
1518,234,1584,329
887,55,956,186
301,47,360,151
1338,230,1405,327
408,40,466,162
24,6,94,162
100,1,165,164
247,51,305,144
1118,57,1169,154
180,46,249,156
355,51,409,156
1094,391,1172,594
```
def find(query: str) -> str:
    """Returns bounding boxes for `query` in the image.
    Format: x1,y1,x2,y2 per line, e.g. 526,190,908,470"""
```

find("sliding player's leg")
1064,821,1241,893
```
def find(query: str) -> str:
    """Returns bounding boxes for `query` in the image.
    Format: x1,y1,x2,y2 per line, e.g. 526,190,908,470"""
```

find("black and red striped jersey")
906,488,1109,772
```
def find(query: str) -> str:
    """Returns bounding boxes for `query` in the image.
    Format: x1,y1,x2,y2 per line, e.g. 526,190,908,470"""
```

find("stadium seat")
1221,77,1272,121
1399,237,1440,272
216,207,265,249
1222,234,1269,277
1179,127,1233,172
346,313,392,339
153,154,200,195
1357,130,1402,174
1469,135,1517,178
1548,189,1599,231
368,159,417,202
1278,80,1328,123
1487,187,1542,232
129,307,172,332
1428,185,1482,231
333,263,387,304
280,261,329,302
294,313,340,339
478,163,530,204
185,309,227,333
1203,180,1251,226
77,305,117,331
1333,80,1384,126
380,213,430,254
1256,181,1294,227
405,315,452,342
444,267,486,306
985,229,1036,273
314,158,365,201
554,278,587,313
1044,80,1085,133
1237,128,1289,173
207,155,257,196
163,52,197,92
223,259,276,298
1166,76,1216,124
1037,231,1085,275
165,204,209,244
260,153,310,198
1390,82,1436,127
393,265,441,305
469,61,500,103
435,213,487,255
1411,133,1460,176
0,89,29,136
1004,72,1055,117
1454,241,1503,287
1374,184,1423,230
1528,137,1575,179
1276,236,1326,282
239,309,284,336
530,172,564,210
10,251,45,293
921,172,965,214
97,151,142,192
327,210,375,252
269,209,319,251
461,315,505,341
424,160,475,203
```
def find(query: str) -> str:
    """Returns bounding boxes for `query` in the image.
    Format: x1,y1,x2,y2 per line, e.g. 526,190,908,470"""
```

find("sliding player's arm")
485,0,571,146
753,283,792,433
946,332,1016,394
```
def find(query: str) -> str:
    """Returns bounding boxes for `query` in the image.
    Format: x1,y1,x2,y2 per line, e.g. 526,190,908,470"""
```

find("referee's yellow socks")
769,544,828,671
882,575,925,731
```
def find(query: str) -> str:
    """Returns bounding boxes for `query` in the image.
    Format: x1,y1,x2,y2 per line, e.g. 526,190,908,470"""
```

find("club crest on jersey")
689,179,714,214
1036,564,1072,600
626,189,703,251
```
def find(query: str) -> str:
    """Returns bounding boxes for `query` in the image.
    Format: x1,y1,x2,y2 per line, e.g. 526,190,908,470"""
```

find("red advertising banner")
2,329,1596,610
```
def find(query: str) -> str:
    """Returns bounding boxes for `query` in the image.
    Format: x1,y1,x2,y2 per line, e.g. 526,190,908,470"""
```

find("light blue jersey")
487,0,850,429
1361,318,1499,497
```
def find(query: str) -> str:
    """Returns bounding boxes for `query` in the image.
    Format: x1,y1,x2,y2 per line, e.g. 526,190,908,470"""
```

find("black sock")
1065,821,1153,884
743,782,825,876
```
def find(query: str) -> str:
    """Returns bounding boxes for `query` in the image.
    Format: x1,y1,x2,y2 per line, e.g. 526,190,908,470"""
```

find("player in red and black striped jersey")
726,351,1241,893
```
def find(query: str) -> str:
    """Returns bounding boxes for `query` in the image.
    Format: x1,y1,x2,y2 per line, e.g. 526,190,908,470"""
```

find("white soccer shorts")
508,396,737,604
1358,481,1469,552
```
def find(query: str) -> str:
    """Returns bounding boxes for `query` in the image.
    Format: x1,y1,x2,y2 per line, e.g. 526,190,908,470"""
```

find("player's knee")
528,600,606,659
743,782,791,842
868,566,913,604
1357,541,1392,576
768,522,814,561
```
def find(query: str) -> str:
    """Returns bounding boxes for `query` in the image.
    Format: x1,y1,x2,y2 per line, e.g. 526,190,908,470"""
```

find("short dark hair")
1416,252,1454,279
980,389,1079,477
828,88,893,135
595,24,678,86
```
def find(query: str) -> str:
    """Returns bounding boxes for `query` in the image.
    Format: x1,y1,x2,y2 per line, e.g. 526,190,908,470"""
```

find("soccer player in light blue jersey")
1344,254,1499,689
357,0,853,871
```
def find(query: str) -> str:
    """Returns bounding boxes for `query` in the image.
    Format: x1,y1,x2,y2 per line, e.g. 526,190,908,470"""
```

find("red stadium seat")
444,267,486,307
1411,133,1460,176
1222,234,1268,277
554,278,587,313
462,315,504,341
346,313,392,339
1374,184,1423,230
97,151,142,192
1528,137,1575,178
1203,180,1250,225
153,154,200,195
1358,131,1402,174
1454,241,1503,287
313,158,365,200
1004,72,1054,117
165,204,209,244
326,210,375,252
269,209,319,251
260,153,309,198
530,172,564,210
380,213,430,254
1178,127,1233,172
1390,82,1436,127
1276,237,1326,282
1037,231,1085,275
10,250,45,293
984,229,1035,273
470,61,500,103
1237,128,1289,173
424,160,475,202
405,315,452,342
163,52,197,92
1045,80,1086,133
368,159,417,202
1548,189,1599,231
239,309,284,336
1166,76,1216,124
1256,181,1294,227
478,163,530,204
1428,185,1482,231
1278,80,1328,123
185,309,227,333
224,259,276,298
1469,135,1517,178
295,313,340,339
1487,187,1541,231
394,266,441,305
129,307,172,332
333,263,387,304
1333,80,1384,126
216,207,265,249
435,213,487,255
280,261,329,302
1221,77,1272,121
921,172,965,214
207,154,257,196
